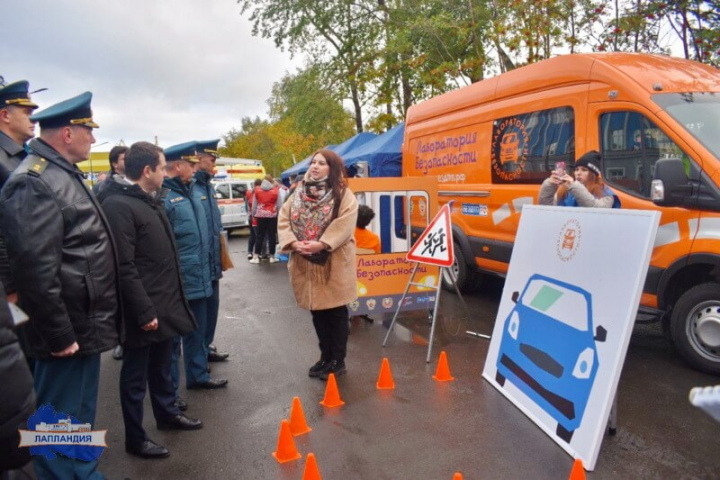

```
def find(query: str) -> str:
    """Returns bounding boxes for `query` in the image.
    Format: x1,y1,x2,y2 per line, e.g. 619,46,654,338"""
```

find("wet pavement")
91,232,719,479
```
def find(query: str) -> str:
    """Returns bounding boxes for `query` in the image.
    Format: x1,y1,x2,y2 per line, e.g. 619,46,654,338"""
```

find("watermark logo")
557,219,582,262
19,405,107,461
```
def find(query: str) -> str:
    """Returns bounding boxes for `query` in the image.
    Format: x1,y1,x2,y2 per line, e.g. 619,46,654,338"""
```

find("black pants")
254,217,277,256
311,305,349,363
247,221,257,254
120,338,180,446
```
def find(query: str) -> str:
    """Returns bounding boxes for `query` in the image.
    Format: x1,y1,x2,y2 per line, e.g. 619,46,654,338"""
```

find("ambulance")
403,53,720,374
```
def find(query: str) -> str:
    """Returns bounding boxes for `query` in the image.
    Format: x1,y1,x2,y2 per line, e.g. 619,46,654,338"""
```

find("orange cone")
289,396,312,436
319,373,345,408
453,473,463,480
569,458,585,480
302,453,322,480
433,350,455,381
271,419,301,463
376,357,395,390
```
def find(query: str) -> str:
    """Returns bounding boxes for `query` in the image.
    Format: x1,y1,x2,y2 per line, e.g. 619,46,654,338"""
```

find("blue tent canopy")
342,123,404,178
280,132,377,182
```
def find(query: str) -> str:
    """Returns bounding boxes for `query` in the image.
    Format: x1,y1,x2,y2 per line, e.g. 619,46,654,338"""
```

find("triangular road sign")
406,201,454,267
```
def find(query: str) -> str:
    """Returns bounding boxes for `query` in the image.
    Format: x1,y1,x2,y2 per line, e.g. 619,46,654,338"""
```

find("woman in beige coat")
278,149,358,380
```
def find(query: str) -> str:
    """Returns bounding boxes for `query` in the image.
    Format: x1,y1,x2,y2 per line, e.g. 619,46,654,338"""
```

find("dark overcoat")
99,180,197,348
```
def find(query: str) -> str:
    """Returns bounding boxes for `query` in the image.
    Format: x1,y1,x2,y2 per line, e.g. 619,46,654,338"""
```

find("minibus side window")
231,184,246,200
215,183,231,200
490,107,575,184
600,112,693,199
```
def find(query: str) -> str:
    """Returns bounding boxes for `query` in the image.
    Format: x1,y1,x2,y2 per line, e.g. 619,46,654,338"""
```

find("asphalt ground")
76,231,720,479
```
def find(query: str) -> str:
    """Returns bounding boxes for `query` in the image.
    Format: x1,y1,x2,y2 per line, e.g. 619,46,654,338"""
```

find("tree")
268,67,355,144
238,0,382,132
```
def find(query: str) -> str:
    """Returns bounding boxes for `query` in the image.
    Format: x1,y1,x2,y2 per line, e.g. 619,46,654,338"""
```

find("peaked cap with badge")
30,91,99,129
196,139,220,158
165,141,199,163
0,80,39,109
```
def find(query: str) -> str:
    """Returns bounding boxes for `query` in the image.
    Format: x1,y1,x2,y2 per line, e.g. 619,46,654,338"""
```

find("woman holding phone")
539,150,619,208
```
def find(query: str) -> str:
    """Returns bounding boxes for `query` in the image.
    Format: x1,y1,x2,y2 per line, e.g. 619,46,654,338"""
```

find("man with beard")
98,142,202,459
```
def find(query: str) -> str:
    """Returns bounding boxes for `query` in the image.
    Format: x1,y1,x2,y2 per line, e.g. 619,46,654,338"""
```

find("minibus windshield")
653,92,720,161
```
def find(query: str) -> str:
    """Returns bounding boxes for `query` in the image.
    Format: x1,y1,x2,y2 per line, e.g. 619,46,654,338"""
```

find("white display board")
482,206,660,471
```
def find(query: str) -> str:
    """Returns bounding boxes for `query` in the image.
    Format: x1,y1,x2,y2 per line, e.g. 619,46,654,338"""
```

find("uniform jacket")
162,176,213,300
0,138,121,359
98,179,197,348
0,131,26,294
0,279,34,471
278,187,358,310
193,170,223,281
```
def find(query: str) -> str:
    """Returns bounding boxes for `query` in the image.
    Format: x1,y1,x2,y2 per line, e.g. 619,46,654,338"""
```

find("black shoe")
174,397,188,411
207,364,212,374
112,345,123,360
187,378,228,390
126,439,170,459
319,360,347,380
156,414,203,431
208,344,218,353
207,351,229,362
308,359,329,378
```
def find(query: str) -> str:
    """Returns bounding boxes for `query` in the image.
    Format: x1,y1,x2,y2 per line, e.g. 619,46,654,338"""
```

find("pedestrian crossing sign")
406,201,454,267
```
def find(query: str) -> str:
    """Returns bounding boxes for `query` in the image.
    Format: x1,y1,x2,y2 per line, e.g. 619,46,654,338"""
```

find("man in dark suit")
99,141,202,459
0,92,120,479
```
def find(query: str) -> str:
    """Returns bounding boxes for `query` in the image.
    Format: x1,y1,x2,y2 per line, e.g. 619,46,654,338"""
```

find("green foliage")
221,67,355,177
228,0,720,177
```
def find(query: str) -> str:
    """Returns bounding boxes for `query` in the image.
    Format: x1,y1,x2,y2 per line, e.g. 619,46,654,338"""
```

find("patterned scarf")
289,178,335,242
289,178,337,284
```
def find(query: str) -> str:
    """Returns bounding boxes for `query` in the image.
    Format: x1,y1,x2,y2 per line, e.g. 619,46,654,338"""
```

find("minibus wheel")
441,242,480,293
670,283,720,375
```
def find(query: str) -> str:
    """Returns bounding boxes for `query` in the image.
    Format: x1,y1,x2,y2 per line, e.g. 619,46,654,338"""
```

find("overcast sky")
1,0,304,150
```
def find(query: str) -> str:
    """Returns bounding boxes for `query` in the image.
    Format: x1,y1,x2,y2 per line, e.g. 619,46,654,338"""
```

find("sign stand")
382,201,489,362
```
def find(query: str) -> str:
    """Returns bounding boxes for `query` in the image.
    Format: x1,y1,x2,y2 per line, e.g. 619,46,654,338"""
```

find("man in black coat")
0,278,34,475
98,141,202,459
0,92,121,479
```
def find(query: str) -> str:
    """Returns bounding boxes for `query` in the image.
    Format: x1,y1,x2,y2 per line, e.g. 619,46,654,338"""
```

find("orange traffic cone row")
376,357,395,390
320,373,345,408
271,419,301,463
569,458,586,480
433,350,455,381
453,472,463,480
302,453,322,480
289,396,312,436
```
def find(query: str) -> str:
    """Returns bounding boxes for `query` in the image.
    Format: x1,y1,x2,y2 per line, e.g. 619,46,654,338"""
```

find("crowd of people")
0,78,625,479
0,81,237,478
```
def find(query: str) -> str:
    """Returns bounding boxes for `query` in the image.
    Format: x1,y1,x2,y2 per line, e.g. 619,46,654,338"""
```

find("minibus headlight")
508,311,520,340
651,180,664,201
572,347,594,379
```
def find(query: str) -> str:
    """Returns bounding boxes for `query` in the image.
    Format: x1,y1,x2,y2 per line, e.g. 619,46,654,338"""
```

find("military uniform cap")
0,80,39,109
196,139,220,157
165,141,199,163
30,91,99,129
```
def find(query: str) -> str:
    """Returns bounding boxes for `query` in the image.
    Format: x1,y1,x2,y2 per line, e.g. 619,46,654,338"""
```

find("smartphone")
554,161,565,175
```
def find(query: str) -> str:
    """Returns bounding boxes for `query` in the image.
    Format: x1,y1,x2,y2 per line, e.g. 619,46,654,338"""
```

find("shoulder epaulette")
27,157,49,176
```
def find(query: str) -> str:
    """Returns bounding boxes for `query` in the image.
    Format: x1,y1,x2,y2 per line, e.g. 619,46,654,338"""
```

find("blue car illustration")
495,274,607,443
